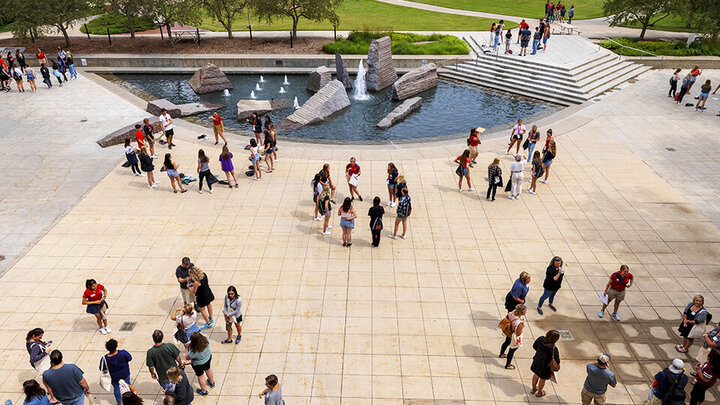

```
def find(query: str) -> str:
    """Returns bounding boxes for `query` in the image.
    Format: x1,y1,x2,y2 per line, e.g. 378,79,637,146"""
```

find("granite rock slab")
236,98,293,121
366,36,397,91
335,54,353,90
279,80,350,130
391,63,438,100
188,63,232,94
306,66,333,93
377,97,422,129
147,99,224,118
97,117,163,148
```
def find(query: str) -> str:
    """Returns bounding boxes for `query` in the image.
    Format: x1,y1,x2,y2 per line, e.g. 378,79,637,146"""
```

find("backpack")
662,369,686,405
499,316,512,337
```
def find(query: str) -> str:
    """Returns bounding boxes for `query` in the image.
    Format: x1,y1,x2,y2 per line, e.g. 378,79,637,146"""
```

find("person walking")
508,154,524,200
138,146,156,189
695,79,711,111
176,257,194,306
221,286,243,344
532,27,541,55
669,69,681,98
185,332,216,396
345,157,363,201
646,359,687,405
467,128,482,166
690,348,719,405
319,164,337,203
124,139,142,177
369,196,385,247
163,367,194,405
142,118,156,157
51,60,63,86
258,374,284,405
26,328,52,380
499,304,527,370
676,295,707,354
528,151,544,195
539,140,556,184
22,379,52,405
189,266,215,329
249,139,261,180
42,350,90,405
219,145,238,188
40,63,52,89
530,330,561,398
525,125,540,163
263,132,275,173
196,149,215,194
170,304,201,346
390,187,411,240
26,66,38,92
599,264,633,321
455,149,474,192
146,330,183,388
688,65,702,93
568,4,575,23
506,119,526,155
676,73,692,104
386,162,399,206
318,186,333,236
82,279,110,335
486,157,502,201
208,112,227,145
159,109,175,149
537,256,564,315
504,271,531,312
163,153,187,193
100,339,132,405
581,354,616,405
65,52,77,80
542,24,551,52
338,197,357,247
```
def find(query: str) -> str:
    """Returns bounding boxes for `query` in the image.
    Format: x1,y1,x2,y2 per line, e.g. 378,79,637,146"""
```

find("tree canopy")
603,0,673,40
203,0,247,38
250,0,343,39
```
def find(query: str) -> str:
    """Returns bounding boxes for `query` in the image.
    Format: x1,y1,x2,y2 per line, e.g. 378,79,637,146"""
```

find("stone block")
146,99,180,117
97,117,163,148
335,54,353,90
377,97,422,130
391,63,438,100
236,98,293,121
279,80,350,130
188,63,232,94
306,66,332,93
366,36,398,91
147,99,223,118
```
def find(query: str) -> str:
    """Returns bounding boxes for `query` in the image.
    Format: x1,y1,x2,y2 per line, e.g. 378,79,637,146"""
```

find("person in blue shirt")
23,379,51,405
42,350,90,405
505,271,531,312
100,339,133,405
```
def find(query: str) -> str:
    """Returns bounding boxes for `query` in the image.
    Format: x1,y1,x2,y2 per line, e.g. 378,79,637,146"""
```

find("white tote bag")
99,356,113,392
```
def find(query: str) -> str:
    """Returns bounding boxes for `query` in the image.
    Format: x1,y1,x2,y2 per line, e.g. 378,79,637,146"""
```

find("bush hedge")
323,31,469,55
600,37,720,57
81,13,156,35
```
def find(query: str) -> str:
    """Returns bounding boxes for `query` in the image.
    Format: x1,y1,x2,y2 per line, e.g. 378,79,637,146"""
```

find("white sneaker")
508,195,514,199
140,173,146,177
152,183,158,187
314,216,322,221
148,185,154,189
322,231,331,235
539,179,547,183
104,326,112,333
458,189,462,193
198,190,203,194
209,189,213,194
99,327,108,335
386,201,392,206
327,225,333,229
133,173,139,176
274,159,278,162
388,234,396,239
468,187,475,191
399,234,406,239
529,190,536,195
152,154,158,158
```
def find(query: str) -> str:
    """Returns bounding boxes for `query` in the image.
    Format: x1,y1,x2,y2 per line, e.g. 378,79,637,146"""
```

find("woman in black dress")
189,267,215,330
676,294,707,353
530,329,560,398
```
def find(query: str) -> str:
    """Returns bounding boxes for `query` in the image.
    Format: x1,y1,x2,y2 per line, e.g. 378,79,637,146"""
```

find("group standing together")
670,65,719,114
0,47,77,93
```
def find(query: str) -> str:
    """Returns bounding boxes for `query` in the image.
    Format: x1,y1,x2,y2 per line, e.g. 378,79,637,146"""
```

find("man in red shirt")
208,112,227,145
134,124,145,149
599,265,633,321
35,48,48,65
517,19,529,43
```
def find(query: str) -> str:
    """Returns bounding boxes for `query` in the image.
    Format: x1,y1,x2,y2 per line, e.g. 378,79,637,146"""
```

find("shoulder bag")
174,315,189,344
688,310,708,339
99,356,113,392
499,317,512,337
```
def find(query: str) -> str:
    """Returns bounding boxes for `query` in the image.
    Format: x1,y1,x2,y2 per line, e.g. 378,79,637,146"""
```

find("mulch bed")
0,36,328,54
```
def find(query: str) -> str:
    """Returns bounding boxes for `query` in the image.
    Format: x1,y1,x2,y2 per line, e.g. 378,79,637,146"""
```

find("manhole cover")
558,330,574,341
666,147,676,152
119,322,137,331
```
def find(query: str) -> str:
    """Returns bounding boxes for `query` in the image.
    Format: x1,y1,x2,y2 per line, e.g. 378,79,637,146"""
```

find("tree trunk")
639,15,650,40
128,16,136,39
226,25,233,39
166,22,174,46
58,25,71,47
292,17,298,39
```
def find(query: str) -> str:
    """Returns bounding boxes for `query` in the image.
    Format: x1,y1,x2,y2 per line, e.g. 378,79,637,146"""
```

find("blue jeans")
493,34,500,49
61,394,85,405
531,39,539,55
112,373,131,404
538,289,558,308
526,142,536,163
69,64,77,79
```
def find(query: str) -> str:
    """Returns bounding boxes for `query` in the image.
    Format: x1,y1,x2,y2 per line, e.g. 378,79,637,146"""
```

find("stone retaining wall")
623,56,720,69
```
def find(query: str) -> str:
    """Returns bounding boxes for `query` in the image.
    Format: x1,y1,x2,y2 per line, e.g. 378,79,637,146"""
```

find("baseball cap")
669,359,684,374
597,353,610,364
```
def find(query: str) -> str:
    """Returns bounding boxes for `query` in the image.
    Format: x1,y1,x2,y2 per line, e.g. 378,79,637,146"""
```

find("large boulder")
147,99,181,117
147,99,223,118
188,63,232,94
97,117,163,148
391,63,438,100
236,98,293,121
377,97,422,130
366,36,397,91
279,80,350,130
306,66,332,93
335,54,352,90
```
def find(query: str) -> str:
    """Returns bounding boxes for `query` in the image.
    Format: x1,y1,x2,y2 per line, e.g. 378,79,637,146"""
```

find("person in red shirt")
208,112,227,145
467,128,482,165
134,124,145,149
454,149,474,192
688,65,702,93
35,48,47,65
598,265,633,321
345,157,363,201
82,279,111,334
517,20,529,43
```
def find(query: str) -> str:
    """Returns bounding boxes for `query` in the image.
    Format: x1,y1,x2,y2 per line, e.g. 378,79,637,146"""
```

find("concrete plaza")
0,68,719,404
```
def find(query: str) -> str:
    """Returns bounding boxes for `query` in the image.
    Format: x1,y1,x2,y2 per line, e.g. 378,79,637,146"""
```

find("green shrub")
323,31,469,55
600,37,720,57
81,13,156,35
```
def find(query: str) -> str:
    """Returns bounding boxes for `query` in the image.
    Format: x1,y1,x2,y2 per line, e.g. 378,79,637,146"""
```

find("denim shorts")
699,92,709,99
166,169,178,177
457,166,469,177
340,218,354,229
543,159,553,166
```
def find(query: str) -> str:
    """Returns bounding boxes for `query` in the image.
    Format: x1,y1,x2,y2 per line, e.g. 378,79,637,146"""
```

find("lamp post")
247,10,253,41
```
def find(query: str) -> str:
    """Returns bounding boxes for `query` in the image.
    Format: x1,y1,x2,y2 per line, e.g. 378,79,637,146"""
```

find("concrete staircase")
439,34,651,106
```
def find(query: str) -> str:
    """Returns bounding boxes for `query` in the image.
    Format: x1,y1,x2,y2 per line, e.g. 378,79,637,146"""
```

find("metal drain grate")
558,330,574,341
119,322,137,332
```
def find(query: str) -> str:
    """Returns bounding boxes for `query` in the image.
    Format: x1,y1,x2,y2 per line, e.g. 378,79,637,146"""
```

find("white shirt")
512,124,526,136
124,146,134,155
177,310,197,330
160,113,173,131
510,161,524,173
250,146,258,157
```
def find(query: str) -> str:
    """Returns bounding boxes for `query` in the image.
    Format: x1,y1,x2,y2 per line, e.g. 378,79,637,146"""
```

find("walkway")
0,68,719,404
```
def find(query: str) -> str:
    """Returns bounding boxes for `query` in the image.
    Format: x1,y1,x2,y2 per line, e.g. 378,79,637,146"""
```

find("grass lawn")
198,0,517,32
0,24,11,33
405,0,605,20
323,31,469,54
623,15,699,34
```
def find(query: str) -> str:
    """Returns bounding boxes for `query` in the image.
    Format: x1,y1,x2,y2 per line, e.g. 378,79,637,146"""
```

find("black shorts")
165,128,174,137
191,356,212,376
521,40,529,47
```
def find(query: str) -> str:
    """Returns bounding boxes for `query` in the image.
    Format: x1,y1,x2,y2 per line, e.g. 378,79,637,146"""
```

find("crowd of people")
0,47,77,92
669,65,720,115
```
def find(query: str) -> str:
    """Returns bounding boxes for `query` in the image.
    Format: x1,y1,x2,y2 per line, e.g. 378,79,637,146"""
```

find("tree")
110,0,145,39
148,0,201,45
39,0,92,47
675,0,720,37
603,0,673,40
204,0,247,39
250,0,343,39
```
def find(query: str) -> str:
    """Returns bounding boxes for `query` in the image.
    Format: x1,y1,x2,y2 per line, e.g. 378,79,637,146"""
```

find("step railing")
601,37,662,61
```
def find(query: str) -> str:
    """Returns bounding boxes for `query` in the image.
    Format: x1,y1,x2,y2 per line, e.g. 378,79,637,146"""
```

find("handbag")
549,345,560,372
509,333,523,349
499,317,512,337
504,179,512,192
99,356,113,392
522,138,530,150
689,323,706,339
207,172,218,185
371,216,383,231
174,315,188,344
